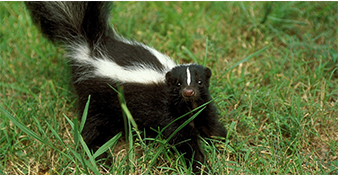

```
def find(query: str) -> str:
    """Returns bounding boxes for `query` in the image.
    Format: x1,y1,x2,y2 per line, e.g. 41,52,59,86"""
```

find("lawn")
1,1,337,174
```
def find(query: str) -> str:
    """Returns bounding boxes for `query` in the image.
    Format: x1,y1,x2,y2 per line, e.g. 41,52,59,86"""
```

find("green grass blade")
93,132,122,159
80,95,91,133
157,99,213,137
45,121,66,148
203,37,208,66
120,103,137,129
79,135,101,175
31,115,50,141
107,83,138,129
69,148,90,174
73,117,80,148
224,44,272,75
63,113,74,129
182,46,198,63
0,106,50,146
165,106,206,143
144,145,165,174
144,104,206,174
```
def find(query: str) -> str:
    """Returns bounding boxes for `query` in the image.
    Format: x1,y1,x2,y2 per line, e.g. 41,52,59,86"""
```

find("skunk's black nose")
183,88,195,97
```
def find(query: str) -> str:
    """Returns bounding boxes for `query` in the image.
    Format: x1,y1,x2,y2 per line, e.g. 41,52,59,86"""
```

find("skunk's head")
165,64,212,109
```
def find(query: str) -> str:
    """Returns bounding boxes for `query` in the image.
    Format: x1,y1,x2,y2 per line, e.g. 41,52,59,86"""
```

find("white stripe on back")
70,43,173,84
112,28,177,71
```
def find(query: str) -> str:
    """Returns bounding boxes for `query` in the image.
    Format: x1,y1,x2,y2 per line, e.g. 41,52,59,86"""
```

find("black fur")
25,2,227,174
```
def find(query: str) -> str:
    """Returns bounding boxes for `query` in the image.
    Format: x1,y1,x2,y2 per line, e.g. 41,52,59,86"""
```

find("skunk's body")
25,2,227,173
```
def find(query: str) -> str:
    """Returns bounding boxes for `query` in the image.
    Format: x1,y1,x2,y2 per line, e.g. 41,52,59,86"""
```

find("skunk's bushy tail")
25,2,112,47
26,2,176,84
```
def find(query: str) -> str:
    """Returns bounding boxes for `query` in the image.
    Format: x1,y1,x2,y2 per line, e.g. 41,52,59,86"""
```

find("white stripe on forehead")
186,67,191,85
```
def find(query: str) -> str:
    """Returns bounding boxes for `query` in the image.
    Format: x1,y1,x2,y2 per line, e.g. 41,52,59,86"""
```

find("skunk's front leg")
198,109,228,140
163,122,211,174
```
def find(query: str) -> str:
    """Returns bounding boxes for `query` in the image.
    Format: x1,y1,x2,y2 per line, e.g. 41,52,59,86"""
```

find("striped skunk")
25,2,227,173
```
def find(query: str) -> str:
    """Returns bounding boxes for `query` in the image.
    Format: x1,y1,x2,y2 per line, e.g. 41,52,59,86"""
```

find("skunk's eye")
177,82,181,87
198,80,202,85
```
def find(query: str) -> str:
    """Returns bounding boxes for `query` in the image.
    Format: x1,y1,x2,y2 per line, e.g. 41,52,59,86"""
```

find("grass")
1,1,337,175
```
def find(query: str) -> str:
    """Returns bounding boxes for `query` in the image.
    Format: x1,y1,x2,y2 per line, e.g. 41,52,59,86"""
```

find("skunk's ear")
204,67,212,79
165,71,172,85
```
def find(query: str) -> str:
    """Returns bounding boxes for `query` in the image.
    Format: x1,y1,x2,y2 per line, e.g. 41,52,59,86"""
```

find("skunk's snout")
183,87,195,97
